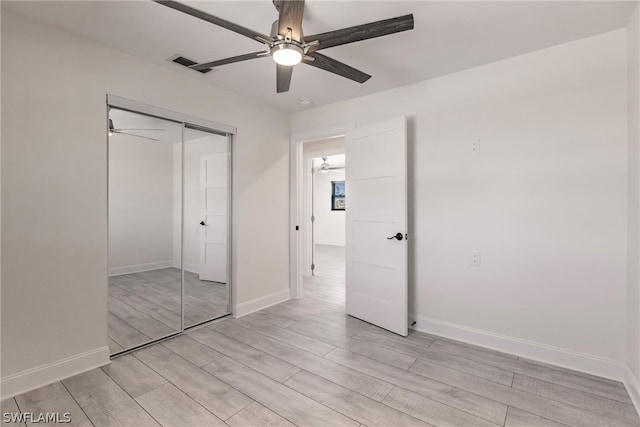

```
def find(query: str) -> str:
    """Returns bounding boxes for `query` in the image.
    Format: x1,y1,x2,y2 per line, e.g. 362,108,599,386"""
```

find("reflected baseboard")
108,261,173,277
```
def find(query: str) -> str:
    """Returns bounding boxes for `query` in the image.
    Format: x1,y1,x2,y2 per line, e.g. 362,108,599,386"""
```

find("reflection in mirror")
108,108,182,354
183,126,229,327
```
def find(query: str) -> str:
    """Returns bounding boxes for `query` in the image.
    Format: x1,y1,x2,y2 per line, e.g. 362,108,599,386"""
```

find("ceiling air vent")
171,56,212,74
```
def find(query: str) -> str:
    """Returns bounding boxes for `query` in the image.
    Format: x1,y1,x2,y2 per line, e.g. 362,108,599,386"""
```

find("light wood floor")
3,245,638,426
108,268,228,354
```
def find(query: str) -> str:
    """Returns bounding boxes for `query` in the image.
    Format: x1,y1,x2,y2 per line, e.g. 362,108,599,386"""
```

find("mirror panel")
107,108,183,353
183,126,230,327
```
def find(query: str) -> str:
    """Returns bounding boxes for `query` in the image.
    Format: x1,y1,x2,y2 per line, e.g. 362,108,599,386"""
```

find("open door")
345,116,408,336
199,152,228,283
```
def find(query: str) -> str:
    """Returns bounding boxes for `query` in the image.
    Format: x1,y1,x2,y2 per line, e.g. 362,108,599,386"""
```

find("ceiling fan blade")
305,14,414,52
190,51,266,71
117,128,166,131
153,0,271,43
276,64,294,93
114,131,160,142
303,52,371,84
277,0,305,42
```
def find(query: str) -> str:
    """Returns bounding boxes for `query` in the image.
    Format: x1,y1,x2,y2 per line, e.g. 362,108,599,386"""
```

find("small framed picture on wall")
332,181,345,211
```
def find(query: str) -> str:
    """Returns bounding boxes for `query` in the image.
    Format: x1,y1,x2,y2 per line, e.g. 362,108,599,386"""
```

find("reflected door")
199,153,228,283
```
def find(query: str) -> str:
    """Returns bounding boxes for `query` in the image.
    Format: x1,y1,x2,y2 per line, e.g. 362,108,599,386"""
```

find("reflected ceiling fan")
318,157,344,173
153,0,414,93
108,119,165,141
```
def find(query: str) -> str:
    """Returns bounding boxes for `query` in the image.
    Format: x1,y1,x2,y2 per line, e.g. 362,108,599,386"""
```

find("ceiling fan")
153,0,414,93
108,119,165,141
318,157,344,173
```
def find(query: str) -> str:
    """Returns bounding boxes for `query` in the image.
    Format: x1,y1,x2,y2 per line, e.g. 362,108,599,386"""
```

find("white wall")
626,3,640,408
1,7,290,395
292,30,628,377
313,169,346,247
108,135,176,275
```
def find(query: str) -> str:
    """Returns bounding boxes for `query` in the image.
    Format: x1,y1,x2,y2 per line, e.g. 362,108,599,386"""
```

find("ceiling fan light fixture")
271,44,303,66
320,157,330,173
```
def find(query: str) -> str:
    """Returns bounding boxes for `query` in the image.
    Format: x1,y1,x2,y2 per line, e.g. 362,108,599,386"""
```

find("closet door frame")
106,95,235,357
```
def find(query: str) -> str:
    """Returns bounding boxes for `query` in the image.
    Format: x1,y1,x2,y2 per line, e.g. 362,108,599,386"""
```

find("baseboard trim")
0,346,110,400
108,261,173,276
234,289,291,318
183,263,199,275
624,364,640,416
410,314,624,381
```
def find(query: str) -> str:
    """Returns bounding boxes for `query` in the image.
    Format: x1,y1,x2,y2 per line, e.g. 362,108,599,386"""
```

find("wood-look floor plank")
324,348,507,425
288,320,417,370
133,344,252,420
1,399,24,427
62,368,159,427
109,285,181,329
505,358,633,405
226,402,296,427
351,330,439,361
242,311,297,329
512,373,640,425
14,382,92,427
358,333,515,386
109,297,176,339
263,302,319,320
108,338,123,354
135,383,226,427
214,320,394,401
411,346,514,386
504,407,567,427
102,354,167,398
285,370,430,427
188,327,301,382
108,313,151,349
161,335,224,367
430,339,631,405
85,399,159,427
409,358,634,426
234,315,335,356
382,386,500,427
203,356,360,427
429,338,518,363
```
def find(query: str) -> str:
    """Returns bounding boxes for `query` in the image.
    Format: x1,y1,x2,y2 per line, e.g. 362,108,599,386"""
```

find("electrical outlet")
471,140,480,154
471,250,481,266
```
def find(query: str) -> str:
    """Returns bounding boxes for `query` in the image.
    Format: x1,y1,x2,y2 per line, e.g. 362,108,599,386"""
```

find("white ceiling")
6,1,637,112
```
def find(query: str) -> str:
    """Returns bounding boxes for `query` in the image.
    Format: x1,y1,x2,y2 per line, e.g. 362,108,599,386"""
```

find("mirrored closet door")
107,100,232,355
183,126,231,327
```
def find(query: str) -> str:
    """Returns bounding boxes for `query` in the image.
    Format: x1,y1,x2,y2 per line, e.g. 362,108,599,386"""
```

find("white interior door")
346,116,408,336
199,153,227,283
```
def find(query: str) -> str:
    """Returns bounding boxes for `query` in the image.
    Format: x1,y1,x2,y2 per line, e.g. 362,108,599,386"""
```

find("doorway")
298,137,346,304
290,117,408,336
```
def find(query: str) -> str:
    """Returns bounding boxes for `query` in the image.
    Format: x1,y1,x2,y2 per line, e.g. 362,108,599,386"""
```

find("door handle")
200,221,206,226
387,233,404,241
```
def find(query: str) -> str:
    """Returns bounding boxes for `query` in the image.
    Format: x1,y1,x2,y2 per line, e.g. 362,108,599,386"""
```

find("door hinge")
311,216,315,223
295,225,299,231
311,263,315,271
